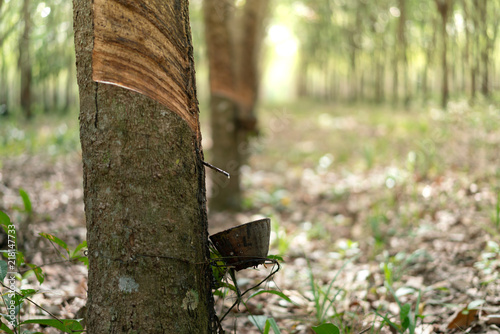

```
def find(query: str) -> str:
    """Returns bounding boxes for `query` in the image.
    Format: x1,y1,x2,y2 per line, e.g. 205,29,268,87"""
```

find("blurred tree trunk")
375,51,385,103
347,6,360,103
435,0,452,109
420,15,437,104
63,62,74,112
237,0,268,125
73,0,216,332
203,0,269,211
296,54,308,97
461,0,470,96
0,0,19,49
19,0,32,119
359,69,365,101
476,0,488,97
468,0,478,101
348,47,357,102
203,0,241,211
42,82,49,113
398,0,410,106
51,79,58,111
392,51,398,104
0,48,8,115
476,0,499,98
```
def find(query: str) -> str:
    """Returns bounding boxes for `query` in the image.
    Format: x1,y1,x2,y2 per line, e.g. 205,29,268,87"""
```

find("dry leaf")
447,307,478,329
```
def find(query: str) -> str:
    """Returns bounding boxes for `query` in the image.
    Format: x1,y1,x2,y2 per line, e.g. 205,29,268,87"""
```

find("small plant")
210,243,289,331
0,192,87,333
312,323,341,334
269,219,290,256
492,190,500,231
306,258,352,326
475,240,500,283
248,315,281,334
375,282,423,334
363,145,375,170
381,250,432,286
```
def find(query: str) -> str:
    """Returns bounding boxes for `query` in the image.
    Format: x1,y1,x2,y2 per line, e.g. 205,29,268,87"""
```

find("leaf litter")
0,101,499,333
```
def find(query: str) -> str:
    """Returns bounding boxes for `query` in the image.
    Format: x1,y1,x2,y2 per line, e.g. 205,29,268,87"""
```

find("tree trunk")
421,16,437,104
203,0,242,211
440,15,449,107
19,0,32,119
374,48,385,103
398,0,410,107
0,48,8,115
392,51,398,104
462,0,469,96
237,0,269,123
203,0,269,211
73,0,216,332
435,0,452,109
296,53,308,97
64,59,74,112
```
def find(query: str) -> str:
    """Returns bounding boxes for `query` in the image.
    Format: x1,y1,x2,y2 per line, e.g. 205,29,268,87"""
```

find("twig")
202,161,230,178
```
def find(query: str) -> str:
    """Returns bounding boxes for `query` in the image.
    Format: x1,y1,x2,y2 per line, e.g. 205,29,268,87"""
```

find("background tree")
290,0,499,106
0,0,76,119
203,0,270,211
0,0,20,114
73,0,215,332
434,0,453,108
1,0,499,120
18,0,32,119
475,0,499,98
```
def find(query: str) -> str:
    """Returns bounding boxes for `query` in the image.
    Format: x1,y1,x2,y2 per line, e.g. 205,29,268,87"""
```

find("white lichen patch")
118,276,139,293
181,290,199,311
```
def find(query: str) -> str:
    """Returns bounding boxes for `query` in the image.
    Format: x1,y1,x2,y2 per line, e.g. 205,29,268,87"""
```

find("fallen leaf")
447,307,478,329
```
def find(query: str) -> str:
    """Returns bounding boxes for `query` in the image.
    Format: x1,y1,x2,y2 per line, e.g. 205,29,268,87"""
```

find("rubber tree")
73,0,216,332
394,0,410,106
435,0,453,108
19,0,32,119
203,0,269,211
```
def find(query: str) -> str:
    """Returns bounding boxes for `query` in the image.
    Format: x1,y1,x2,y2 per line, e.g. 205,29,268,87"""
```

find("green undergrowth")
237,99,500,332
0,111,80,159
0,191,87,333
2,99,500,332
255,99,500,177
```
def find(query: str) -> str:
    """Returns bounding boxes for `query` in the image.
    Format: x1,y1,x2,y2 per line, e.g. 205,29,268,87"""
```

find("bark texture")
92,0,200,134
73,0,215,332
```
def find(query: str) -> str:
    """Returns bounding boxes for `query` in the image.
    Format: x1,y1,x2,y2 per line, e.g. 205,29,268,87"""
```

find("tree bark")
73,0,215,332
19,0,32,119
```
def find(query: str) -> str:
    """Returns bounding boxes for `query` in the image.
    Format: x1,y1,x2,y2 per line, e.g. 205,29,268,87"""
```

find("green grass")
0,111,80,159
255,99,500,178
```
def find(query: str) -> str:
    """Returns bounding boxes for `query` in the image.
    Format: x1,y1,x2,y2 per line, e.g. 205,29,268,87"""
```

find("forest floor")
1,99,500,333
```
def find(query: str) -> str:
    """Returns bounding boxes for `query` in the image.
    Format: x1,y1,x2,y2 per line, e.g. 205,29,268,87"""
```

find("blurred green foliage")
1,0,76,117
0,113,79,157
